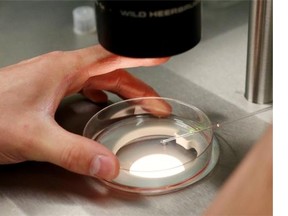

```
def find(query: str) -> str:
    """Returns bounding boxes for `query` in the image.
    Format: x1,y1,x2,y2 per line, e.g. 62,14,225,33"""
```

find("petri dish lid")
83,97,219,195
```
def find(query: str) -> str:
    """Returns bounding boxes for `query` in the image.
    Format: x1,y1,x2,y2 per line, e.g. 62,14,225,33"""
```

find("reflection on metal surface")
129,154,185,178
245,0,273,104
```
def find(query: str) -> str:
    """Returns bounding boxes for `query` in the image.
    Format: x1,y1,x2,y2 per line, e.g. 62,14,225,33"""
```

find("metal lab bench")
0,1,271,215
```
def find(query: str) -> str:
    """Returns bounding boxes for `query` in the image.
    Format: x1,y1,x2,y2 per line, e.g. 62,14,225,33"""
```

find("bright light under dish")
129,154,185,178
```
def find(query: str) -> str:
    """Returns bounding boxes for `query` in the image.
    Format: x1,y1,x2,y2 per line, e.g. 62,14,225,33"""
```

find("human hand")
0,45,169,180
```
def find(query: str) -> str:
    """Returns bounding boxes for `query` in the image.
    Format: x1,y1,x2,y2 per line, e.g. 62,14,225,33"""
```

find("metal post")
245,0,273,104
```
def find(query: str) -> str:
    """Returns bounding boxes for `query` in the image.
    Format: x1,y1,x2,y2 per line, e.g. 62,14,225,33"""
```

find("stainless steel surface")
0,70,269,216
0,1,271,215
245,0,273,104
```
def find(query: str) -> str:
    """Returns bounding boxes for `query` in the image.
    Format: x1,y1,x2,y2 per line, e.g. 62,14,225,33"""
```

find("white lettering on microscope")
120,10,147,18
119,1,200,18
149,1,200,18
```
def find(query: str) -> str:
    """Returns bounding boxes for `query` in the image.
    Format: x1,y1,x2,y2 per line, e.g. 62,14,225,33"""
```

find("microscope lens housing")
95,0,201,58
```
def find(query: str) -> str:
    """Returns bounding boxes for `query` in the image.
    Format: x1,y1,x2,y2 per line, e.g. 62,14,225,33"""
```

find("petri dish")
83,97,219,195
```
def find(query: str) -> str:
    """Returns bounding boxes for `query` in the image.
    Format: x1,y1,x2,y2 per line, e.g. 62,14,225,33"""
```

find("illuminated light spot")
129,154,185,178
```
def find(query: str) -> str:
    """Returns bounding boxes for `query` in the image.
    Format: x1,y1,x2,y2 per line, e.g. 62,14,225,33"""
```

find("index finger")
68,45,169,77
82,69,172,117
64,45,169,94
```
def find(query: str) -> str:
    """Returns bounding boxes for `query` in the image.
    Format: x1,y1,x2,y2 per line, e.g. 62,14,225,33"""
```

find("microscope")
95,0,272,104
95,0,201,58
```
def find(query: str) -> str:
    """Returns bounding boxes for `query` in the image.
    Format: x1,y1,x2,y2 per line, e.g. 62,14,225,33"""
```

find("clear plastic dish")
83,97,219,195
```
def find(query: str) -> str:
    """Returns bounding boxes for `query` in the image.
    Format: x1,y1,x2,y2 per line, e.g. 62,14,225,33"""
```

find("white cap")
73,6,96,35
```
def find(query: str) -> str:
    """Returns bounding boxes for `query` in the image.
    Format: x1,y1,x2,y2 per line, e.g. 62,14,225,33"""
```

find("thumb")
30,123,119,180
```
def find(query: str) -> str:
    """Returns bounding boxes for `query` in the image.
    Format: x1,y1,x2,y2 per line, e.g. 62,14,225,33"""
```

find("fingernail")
90,155,116,180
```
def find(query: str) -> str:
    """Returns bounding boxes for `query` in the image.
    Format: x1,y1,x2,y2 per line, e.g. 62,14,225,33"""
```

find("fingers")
82,89,108,103
82,69,159,99
82,69,172,116
5,45,169,101
68,45,169,77
64,45,169,94
21,45,169,97
27,122,119,180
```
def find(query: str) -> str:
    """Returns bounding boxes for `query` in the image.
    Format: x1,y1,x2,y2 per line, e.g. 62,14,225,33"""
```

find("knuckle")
34,51,66,67
59,143,88,174
113,70,127,91
66,51,88,76
70,51,85,67
44,51,65,59
15,122,39,159
60,144,78,171
140,85,157,97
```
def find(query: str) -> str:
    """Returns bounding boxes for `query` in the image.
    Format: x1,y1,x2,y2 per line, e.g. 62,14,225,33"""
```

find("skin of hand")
0,45,169,180
204,125,272,216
